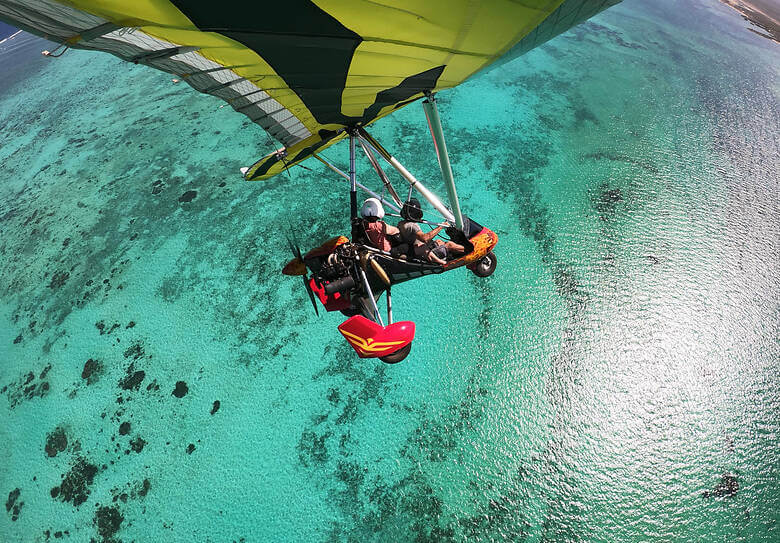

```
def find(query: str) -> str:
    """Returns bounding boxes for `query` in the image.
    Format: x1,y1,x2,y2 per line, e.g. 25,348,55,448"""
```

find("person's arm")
416,225,442,243
385,223,400,236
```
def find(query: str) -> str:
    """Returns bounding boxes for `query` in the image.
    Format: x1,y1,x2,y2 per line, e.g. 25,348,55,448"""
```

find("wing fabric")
0,0,622,180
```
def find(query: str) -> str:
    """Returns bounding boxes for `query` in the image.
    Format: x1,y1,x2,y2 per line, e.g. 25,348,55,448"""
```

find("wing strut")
357,128,455,225
422,92,464,229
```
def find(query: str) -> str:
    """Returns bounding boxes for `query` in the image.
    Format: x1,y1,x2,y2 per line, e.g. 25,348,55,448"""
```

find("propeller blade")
302,275,319,316
287,230,316,315
286,229,304,261
286,236,302,261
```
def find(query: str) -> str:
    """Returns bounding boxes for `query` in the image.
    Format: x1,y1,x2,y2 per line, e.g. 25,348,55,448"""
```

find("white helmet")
360,197,385,220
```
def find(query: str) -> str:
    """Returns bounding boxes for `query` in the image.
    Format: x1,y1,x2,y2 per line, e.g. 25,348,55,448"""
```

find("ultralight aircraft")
0,0,622,362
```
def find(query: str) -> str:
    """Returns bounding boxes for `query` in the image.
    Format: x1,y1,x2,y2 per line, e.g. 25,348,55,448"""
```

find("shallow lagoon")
1,0,778,541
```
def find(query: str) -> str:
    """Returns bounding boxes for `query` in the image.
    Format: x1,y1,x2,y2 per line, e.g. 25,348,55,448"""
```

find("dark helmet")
401,197,423,221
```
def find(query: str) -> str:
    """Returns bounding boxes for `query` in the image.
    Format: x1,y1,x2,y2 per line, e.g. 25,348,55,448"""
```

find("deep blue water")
0,21,16,40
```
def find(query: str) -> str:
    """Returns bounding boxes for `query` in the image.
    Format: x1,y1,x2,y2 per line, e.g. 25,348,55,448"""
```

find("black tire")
339,307,361,317
471,251,497,277
379,343,412,364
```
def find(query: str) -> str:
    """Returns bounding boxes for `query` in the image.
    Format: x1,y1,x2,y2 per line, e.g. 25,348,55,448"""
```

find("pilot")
396,198,464,265
360,198,399,252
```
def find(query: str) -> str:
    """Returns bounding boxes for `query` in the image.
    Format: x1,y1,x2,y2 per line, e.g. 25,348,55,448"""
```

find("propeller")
286,235,319,316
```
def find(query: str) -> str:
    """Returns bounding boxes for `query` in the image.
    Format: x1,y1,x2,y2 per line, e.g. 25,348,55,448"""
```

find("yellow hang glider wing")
0,0,621,180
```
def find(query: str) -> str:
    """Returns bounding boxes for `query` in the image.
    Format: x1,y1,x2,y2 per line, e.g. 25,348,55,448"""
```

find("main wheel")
380,343,412,364
471,251,497,277
339,307,361,317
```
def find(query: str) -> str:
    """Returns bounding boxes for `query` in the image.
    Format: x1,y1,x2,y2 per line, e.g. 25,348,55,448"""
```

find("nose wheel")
471,251,497,277
379,343,412,364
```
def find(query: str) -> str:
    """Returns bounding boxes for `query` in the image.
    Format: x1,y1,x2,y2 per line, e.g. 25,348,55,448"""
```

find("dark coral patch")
45,427,68,457
552,264,583,300
81,358,103,385
574,105,599,126
703,473,739,498
178,190,197,203
122,342,145,360
4,367,51,408
172,381,188,398
96,321,121,335
94,505,123,542
136,478,151,498
297,430,329,467
327,388,340,406
13,334,22,344
118,422,130,436
458,485,529,540
186,443,195,454
118,365,145,391
129,436,146,453
48,271,69,290
210,400,220,415
6,488,22,521
112,478,151,503
335,461,366,504
52,457,98,507
601,188,623,204
594,185,624,221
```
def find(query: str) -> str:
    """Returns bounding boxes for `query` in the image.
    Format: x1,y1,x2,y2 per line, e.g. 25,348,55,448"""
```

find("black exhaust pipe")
324,276,356,295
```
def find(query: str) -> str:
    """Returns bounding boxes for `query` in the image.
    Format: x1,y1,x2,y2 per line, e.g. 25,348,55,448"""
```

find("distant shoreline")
720,0,780,43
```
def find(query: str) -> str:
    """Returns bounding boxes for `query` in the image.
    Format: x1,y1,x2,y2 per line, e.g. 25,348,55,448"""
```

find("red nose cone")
338,315,415,358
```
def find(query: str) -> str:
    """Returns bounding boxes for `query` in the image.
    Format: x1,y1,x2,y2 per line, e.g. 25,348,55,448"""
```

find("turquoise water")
1,1,778,541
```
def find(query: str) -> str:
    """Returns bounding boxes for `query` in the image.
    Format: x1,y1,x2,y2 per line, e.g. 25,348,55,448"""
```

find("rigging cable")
257,122,294,181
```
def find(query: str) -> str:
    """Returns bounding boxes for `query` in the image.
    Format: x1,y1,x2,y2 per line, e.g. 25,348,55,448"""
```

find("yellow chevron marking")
340,329,405,353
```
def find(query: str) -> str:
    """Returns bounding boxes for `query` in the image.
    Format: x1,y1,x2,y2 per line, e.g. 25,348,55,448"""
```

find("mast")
422,92,464,230
349,130,358,220
358,139,403,207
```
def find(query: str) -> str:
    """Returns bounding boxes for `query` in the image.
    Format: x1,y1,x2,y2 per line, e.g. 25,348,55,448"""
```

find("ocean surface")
1,1,778,541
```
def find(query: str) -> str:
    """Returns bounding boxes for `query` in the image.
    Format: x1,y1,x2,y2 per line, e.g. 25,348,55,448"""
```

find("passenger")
360,198,399,252
396,198,465,265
